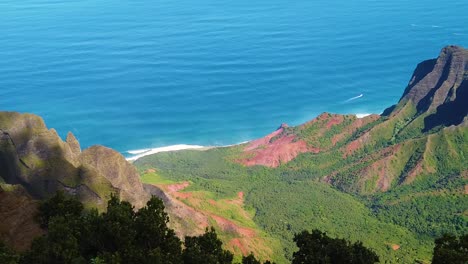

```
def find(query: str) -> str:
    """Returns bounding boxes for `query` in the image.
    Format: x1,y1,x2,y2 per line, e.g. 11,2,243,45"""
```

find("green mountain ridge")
134,46,467,263
0,46,467,263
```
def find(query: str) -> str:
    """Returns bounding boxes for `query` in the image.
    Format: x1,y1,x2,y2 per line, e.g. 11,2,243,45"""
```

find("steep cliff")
0,112,150,209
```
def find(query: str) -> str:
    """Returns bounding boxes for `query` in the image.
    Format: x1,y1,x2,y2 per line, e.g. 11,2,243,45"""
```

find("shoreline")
125,144,211,161
125,113,373,162
125,142,250,161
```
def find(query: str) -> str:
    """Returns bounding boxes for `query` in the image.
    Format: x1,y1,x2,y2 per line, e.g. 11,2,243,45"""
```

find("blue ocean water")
1,0,467,156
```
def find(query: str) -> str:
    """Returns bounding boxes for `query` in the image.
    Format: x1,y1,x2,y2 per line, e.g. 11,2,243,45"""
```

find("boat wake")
345,94,363,102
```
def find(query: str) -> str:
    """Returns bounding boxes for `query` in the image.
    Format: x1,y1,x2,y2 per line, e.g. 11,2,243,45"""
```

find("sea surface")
1,0,467,158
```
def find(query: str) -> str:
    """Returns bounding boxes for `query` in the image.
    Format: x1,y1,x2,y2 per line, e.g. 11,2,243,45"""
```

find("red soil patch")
331,134,344,146
209,199,217,205
464,185,468,195
298,112,332,131
404,161,424,184
174,192,192,199
211,215,256,237
376,165,388,191
166,182,190,193
345,140,363,156
341,115,380,156
239,123,317,168
238,113,380,167
332,115,380,147
240,135,311,167
229,238,249,255
391,244,400,251
244,126,285,151
227,192,244,206
361,145,401,192
326,115,344,129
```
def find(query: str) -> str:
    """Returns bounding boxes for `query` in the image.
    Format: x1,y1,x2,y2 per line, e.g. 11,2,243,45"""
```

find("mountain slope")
135,46,468,263
0,46,466,262
0,112,150,210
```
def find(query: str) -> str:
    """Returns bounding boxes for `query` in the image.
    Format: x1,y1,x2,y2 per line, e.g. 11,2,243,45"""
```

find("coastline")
125,144,211,161
126,113,374,162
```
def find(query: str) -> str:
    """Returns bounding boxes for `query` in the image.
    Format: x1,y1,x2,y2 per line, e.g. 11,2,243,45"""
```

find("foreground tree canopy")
431,233,468,264
292,230,379,264
2,192,464,264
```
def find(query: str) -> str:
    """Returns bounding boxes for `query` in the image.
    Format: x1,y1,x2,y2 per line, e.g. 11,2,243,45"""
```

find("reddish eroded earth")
162,182,193,199
237,113,380,167
326,115,344,129
166,181,190,193
358,144,402,192
211,215,256,237
333,114,379,147
391,244,401,251
341,115,380,156
238,124,315,168
229,238,249,255
157,183,263,256
227,192,244,206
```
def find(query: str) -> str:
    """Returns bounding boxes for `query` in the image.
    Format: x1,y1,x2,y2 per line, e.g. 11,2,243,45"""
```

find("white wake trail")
345,94,363,102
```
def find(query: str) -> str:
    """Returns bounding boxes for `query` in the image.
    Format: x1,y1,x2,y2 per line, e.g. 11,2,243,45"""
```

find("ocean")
1,0,467,159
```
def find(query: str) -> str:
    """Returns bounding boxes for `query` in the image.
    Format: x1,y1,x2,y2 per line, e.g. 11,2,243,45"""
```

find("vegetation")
0,192,396,264
3,192,280,264
134,110,467,263
135,148,434,262
0,241,19,264
432,233,468,264
292,230,379,264
183,227,233,264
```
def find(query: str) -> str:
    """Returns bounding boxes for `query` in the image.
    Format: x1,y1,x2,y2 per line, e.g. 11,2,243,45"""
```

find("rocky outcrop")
400,46,467,111
66,132,81,155
396,45,468,131
0,112,150,210
80,146,149,208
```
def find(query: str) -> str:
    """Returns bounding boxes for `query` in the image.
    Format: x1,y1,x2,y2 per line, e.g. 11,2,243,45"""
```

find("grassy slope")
134,99,467,263
135,147,434,263
140,170,287,263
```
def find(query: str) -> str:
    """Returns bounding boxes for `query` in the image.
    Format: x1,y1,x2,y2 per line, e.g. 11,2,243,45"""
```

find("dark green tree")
134,196,182,264
242,253,261,264
4,192,265,264
0,241,19,264
432,234,468,264
36,190,83,228
98,194,138,262
22,191,86,264
183,227,233,264
292,230,379,264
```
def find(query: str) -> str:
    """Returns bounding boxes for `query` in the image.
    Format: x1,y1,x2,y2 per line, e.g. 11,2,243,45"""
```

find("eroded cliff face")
0,112,150,209
394,45,468,131
80,146,149,208
399,46,467,112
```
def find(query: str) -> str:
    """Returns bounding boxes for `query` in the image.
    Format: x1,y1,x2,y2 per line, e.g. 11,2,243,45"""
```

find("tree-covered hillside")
134,46,468,263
